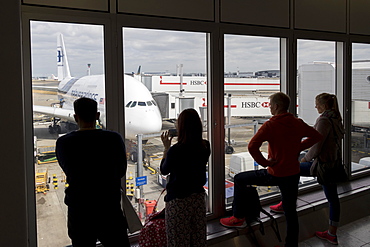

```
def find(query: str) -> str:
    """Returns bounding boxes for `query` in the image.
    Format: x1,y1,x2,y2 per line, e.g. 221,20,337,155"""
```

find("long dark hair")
316,93,342,121
177,108,204,146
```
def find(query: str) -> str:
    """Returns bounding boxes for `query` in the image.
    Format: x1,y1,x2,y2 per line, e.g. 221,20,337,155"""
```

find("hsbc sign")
241,101,270,108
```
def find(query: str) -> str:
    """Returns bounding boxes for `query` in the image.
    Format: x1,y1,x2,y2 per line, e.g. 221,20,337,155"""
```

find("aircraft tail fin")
133,65,142,81
57,33,71,81
136,65,141,75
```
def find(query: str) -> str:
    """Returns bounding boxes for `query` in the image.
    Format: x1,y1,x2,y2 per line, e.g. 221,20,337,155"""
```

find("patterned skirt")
165,192,207,247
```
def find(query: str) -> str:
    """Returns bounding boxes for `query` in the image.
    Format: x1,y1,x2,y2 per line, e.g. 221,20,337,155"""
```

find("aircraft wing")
33,105,75,122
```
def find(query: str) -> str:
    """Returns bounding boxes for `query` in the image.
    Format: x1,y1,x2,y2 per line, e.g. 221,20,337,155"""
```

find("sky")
30,21,370,78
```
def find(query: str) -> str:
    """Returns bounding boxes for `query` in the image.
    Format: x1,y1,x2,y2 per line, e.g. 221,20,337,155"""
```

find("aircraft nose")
142,108,162,133
125,106,163,140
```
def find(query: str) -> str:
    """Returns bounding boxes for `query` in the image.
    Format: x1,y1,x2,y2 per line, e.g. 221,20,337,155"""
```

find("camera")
169,128,178,137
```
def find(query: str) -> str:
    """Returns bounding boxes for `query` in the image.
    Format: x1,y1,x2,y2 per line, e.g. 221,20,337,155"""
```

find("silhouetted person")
270,93,344,245
56,97,129,247
221,92,322,247
160,108,211,247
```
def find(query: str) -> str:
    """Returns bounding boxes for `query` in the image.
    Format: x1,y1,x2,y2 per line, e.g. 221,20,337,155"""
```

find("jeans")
300,162,340,226
68,205,130,247
233,169,300,247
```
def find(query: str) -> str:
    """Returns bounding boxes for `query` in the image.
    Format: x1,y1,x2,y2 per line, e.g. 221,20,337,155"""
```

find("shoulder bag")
316,118,348,185
139,189,166,247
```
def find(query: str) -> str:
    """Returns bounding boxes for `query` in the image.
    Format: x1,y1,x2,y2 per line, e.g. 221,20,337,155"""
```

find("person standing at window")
221,92,322,247
270,93,345,245
160,108,211,247
56,97,129,247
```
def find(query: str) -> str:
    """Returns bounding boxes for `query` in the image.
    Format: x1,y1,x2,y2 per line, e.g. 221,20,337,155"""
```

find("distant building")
238,71,254,78
224,71,254,78
255,70,280,78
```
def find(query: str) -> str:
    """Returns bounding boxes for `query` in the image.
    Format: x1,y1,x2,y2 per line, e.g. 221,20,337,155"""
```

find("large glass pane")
31,21,104,246
351,43,370,172
123,28,208,220
224,35,280,206
297,39,336,184
297,40,336,125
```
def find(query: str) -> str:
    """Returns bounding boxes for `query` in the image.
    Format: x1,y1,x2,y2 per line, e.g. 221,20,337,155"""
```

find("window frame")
21,4,370,246
349,39,370,179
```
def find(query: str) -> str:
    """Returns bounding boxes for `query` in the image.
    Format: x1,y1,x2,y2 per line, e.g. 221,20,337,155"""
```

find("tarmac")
32,81,370,247
32,84,264,246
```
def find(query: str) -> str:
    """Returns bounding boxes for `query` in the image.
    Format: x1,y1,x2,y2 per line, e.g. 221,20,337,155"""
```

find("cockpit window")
151,100,157,106
147,101,152,106
138,102,146,106
130,101,137,107
126,101,132,107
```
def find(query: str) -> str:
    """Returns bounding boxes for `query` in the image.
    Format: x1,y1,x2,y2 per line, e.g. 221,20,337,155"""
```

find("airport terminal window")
297,39,336,184
31,21,105,247
351,43,370,173
297,39,336,123
122,27,208,221
223,34,280,207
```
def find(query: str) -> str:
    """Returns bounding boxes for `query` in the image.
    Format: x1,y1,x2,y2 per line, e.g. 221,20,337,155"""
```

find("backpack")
245,186,282,247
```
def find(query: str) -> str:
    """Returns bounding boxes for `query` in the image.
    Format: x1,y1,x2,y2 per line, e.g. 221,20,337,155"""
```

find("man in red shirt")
221,92,322,247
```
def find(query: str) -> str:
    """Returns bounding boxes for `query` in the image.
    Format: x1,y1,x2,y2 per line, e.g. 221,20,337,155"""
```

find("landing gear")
130,150,147,163
225,145,234,154
48,117,62,134
65,122,78,132
225,141,234,154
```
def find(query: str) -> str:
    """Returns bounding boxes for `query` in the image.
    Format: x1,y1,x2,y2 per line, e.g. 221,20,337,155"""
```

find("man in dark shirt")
56,97,129,247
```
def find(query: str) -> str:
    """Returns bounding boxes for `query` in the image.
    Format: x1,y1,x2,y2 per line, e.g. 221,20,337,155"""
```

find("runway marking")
352,149,370,155
33,89,57,95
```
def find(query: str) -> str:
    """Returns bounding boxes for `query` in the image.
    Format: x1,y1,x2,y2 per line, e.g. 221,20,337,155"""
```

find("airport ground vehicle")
35,168,49,194
228,152,268,178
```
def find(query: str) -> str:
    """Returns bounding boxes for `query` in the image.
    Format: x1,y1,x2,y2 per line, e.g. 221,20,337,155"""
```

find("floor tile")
339,216,370,243
300,215,370,247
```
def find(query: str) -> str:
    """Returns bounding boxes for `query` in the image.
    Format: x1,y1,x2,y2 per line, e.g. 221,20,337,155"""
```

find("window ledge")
89,176,370,247
206,176,370,246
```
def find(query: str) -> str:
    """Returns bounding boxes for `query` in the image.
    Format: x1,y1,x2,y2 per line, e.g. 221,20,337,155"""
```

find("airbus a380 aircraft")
33,34,162,140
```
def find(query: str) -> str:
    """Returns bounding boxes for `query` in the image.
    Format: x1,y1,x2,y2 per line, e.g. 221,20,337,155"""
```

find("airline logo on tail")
57,34,71,81
57,50,63,63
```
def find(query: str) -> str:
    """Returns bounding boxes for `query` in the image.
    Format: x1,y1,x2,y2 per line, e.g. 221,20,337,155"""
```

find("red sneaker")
270,201,284,213
315,230,338,245
220,216,247,228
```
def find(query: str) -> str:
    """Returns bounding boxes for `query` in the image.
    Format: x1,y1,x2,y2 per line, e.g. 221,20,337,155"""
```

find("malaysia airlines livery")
33,34,162,140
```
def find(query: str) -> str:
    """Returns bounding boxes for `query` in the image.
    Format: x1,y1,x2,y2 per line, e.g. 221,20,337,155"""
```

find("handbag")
316,118,348,185
316,157,347,185
139,189,166,247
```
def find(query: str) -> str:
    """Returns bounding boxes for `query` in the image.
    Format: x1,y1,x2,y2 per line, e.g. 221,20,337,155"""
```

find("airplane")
33,33,163,142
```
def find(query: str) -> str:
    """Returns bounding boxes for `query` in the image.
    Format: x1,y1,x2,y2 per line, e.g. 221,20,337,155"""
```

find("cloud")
353,43,370,61
297,40,335,65
123,28,206,73
224,35,280,72
31,21,104,78
31,21,370,78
